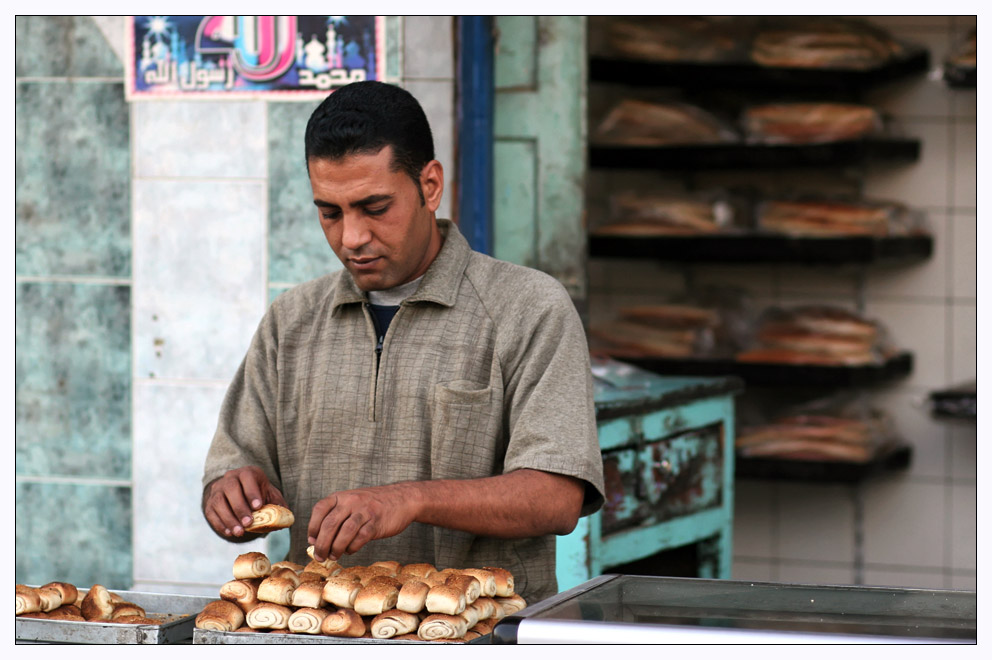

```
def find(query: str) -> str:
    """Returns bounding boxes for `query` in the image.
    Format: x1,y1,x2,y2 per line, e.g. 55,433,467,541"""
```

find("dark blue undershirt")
368,303,400,355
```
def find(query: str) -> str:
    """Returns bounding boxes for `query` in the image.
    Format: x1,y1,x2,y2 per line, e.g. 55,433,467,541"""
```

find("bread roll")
423,572,449,588
472,619,496,636
370,560,402,576
290,582,324,609
113,615,160,625
111,602,147,619
297,571,326,585
36,587,63,612
444,574,481,604
496,594,527,615
256,576,296,606
287,607,331,634
270,567,301,587
302,561,335,578
399,563,437,579
15,587,42,615
459,569,497,597
472,597,497,620
319,607,366,637
195,600,246,632
322,577,361,609
392,633,422,641
425,585,466,615
460,602,481,629
41,582,78,607
353,579,400,616
80,584,116,621
418,613,469,641
482,567,515,597
243,503,295,533
219,579,261,613
270,560,305,573
305,545,342,574
371,608,419,638
46,605,86,622
396,579,430,613
18,612,49,620
245,602,292,630
233,552,271,579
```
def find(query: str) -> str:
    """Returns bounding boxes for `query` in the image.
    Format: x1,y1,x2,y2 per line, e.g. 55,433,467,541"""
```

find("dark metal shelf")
929,380,976,420
589,233,933,265
590,138,921,171
735,443,912,483
943,65,976,89
589,48,931,91
619,352,913,388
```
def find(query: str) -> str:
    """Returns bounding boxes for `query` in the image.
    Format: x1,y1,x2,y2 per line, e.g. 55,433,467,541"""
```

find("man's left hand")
307,483,422,562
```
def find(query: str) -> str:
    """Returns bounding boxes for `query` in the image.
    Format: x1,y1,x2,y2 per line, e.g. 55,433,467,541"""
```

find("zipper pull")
376,335,384,356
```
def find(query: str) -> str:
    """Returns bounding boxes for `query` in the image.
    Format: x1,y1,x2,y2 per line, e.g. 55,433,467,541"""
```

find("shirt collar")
330,218,471,310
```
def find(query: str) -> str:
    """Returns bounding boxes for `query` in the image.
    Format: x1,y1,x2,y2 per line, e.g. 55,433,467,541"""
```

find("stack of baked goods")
195,548,525,642
737,410,896,463
742,102,881,144
589,303,724,359
15,582,158,624
736,305,893,366
756,198,911,237
593,15,744,64
592,99,738,147
750,16,905,69
592,192,733,237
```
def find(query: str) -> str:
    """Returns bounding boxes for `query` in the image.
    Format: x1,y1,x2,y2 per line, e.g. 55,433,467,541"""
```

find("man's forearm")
406,469,584,538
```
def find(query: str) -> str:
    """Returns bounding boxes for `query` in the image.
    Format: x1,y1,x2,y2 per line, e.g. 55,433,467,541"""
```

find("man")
201,81,604,603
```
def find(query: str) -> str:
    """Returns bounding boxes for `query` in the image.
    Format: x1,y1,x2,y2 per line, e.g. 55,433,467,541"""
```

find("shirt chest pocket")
430,380,502,480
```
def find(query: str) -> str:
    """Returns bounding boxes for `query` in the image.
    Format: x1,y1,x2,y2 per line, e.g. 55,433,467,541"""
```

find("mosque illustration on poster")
134,15,377,94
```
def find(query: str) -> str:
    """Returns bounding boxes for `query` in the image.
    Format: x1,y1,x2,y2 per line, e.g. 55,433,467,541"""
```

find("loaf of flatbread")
244,504,295,533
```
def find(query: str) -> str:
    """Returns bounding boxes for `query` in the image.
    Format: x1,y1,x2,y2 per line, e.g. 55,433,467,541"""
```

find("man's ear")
420,160,444,212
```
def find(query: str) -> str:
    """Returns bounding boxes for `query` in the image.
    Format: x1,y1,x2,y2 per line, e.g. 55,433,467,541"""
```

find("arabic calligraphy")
298,68,366,90
143,60,235,90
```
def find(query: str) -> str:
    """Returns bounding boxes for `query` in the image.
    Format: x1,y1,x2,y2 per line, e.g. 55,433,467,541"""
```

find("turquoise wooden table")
556,357,744,592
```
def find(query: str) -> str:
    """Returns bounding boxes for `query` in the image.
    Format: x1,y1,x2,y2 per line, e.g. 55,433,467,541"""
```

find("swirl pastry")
482,567,515,597
80,584,116,621
319,607,366,637
418,613,468,641
219,579,261,613
472,597,498,620
460,569,497,597
233,552,271,579
112,615,160,625
271,560,305,573
298,571,327,585
425,585,466,615
15,587,42,615
370,560,402,576
36,587,63,612
269,567,301,587
445,574,481,604
322,577,361,609
399,563,437,579
305,545,343,573
256,577,296,606
290,582,324,609
111,602,147,619
471,619,496,636
195,600,246,632
371,608,419,638
244,503,295,533
47,605,85,621
353,579,400,616
396,580,430,613
245,602,292,630
41,582,78,607
460,602,481,629
287,607,331,634
495,594,527,616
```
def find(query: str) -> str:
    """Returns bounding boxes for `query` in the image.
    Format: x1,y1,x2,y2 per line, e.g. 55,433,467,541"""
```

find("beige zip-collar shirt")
203,218,605,602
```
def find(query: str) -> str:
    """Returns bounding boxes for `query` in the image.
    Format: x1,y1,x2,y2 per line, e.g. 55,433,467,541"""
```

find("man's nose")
340,214,372,251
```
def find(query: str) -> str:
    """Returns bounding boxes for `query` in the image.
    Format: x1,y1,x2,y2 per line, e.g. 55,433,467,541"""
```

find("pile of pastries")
195,548,525,642
15,582,157,624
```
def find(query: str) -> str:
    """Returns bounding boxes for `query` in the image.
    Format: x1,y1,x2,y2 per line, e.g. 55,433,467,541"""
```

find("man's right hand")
202,466,288,540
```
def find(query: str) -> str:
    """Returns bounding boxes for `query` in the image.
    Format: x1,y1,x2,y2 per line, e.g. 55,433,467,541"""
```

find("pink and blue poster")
126,16,385,100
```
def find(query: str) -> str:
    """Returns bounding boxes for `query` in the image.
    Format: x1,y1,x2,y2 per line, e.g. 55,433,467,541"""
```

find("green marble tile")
16,282,131,479
16,482,132,590
16,81,131,278
15,16,123,78
268,101,344,285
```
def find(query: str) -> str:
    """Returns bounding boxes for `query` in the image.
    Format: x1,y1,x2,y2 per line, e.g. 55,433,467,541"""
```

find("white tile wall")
132,381,268,590
950,213,977,299
949,483,977,571
730,558,775,583
870,384,947,480
775,483,855,563
952,122,977,209
950,572,977,591
867,212,949,300
133,101,268,179
948,423,977,481
950,303,977,383
776,563,855,587
863,299,948,389
862,568,948,590
133,179,266,382
862,478,946,568
732,480,776,558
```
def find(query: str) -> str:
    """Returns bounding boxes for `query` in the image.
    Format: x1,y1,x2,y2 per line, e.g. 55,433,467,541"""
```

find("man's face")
309,146,444,291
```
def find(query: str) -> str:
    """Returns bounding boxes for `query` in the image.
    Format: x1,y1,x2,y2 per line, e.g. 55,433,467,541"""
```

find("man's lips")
348,256,382,271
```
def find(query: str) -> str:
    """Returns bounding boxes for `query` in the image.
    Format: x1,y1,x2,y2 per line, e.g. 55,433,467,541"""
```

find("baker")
201,81,605,603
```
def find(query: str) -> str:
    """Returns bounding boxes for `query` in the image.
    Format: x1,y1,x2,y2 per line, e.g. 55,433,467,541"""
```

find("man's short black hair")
304,81,435,204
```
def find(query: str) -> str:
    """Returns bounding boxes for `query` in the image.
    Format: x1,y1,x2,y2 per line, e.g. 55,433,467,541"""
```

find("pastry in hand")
244,504,295,533
371,608,419,638
233,552,271,579
195,599,246,632
245,602,292,630
287,607,331,634
320,607,366,637
305,545,342,573
418,613,469,641
80,584,116,621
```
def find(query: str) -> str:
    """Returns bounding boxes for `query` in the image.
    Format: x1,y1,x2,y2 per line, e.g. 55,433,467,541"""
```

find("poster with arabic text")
126,16,385,100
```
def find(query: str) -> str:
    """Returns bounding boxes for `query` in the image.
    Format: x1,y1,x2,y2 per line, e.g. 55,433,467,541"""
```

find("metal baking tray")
16,590,215,644
194,628,491,644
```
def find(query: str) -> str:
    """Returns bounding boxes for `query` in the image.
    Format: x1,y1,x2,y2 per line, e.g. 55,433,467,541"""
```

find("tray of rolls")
192,547,525,644
15,582,214,644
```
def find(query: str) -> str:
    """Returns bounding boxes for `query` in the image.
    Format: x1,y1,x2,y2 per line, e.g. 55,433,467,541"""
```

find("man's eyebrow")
313,194,393,208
